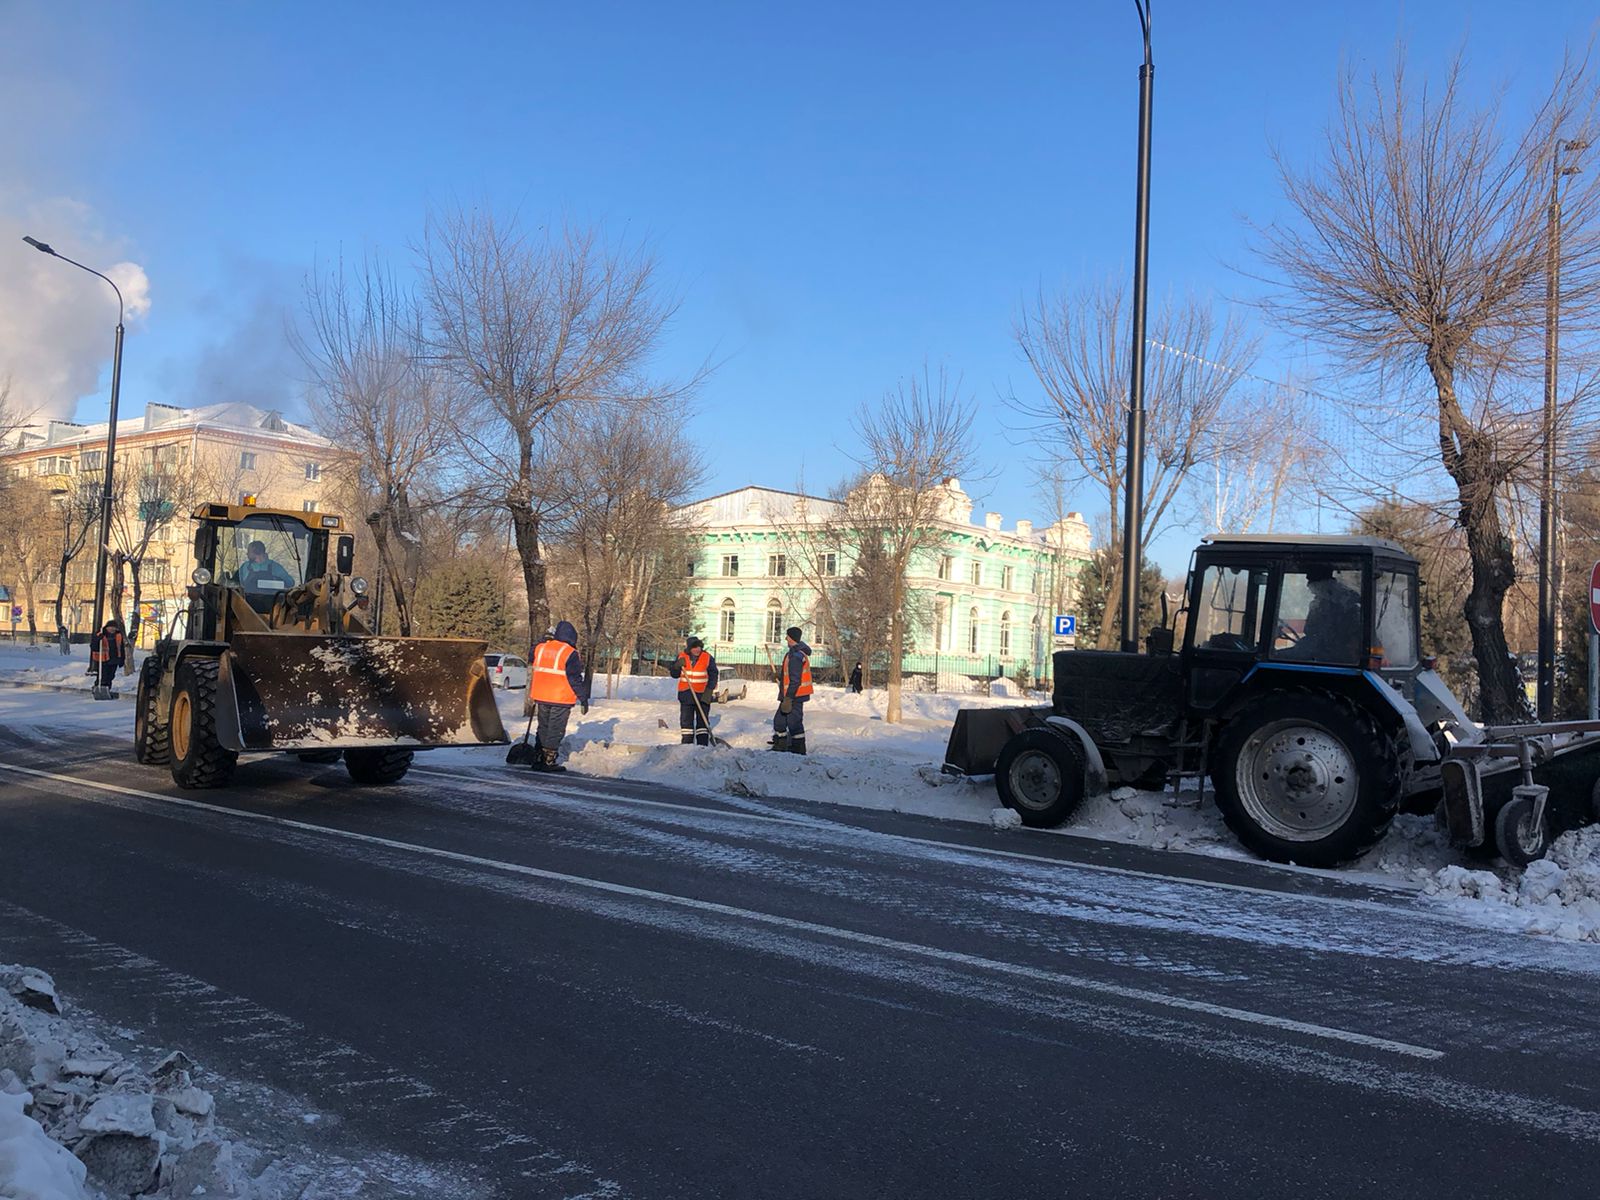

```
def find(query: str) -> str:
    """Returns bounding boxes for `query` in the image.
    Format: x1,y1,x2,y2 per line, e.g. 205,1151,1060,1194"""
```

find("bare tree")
849,366,978,723
298,255,464,635
1202,381,1320,533
0,478,60,638
1257,50,1600,721
1013,281,1256,648
420,209,698,638
763,481,846,671
49,476,100,634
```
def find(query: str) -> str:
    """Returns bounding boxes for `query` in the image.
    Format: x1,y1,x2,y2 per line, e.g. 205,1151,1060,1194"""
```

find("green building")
677,482,1092,685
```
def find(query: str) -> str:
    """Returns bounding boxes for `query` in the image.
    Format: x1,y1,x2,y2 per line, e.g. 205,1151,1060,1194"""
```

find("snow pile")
1424,827,1600,941
0,966,306,1199
0,646,137,697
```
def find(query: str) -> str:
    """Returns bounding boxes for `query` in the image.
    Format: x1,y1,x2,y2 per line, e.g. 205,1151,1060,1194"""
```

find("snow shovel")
505,709,537,765
688,687,730,749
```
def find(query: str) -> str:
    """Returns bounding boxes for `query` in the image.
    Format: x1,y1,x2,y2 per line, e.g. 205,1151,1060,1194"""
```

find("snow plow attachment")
941,705,1052,776
218,633,509,752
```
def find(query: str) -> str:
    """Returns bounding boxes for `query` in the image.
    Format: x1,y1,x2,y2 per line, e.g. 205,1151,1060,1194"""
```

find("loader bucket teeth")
224,634,509,751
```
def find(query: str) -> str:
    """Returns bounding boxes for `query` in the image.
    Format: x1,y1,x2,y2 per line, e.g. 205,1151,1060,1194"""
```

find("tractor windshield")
220,515,310,595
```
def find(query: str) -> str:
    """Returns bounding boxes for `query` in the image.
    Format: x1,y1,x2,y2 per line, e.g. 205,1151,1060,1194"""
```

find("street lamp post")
1537,139,1586,721
1120,0,1155,653
23,236,126,646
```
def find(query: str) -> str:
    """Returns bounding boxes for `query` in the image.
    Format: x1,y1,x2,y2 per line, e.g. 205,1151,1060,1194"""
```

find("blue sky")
5,0,1598,569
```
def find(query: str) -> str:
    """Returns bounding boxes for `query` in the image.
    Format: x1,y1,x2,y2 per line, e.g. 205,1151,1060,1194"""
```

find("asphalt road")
3,716,1600,1199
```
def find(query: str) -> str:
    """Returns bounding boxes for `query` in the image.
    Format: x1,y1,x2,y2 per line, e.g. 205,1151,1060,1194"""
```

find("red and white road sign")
1589,561,1600,635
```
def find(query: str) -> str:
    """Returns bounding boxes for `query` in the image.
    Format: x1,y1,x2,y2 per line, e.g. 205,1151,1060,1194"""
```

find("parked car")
484,653,529,691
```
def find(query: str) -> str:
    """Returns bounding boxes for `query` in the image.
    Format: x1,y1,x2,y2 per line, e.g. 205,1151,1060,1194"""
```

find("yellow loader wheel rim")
172,690,192,762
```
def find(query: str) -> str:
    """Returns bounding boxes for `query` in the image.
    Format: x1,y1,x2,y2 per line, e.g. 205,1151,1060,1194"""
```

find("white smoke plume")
0,194,152,422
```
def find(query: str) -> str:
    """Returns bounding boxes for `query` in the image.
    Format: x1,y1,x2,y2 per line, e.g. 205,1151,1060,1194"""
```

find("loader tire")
134,657,170,765
1212,689,1402,868
168,657,238,789
344,747,414,786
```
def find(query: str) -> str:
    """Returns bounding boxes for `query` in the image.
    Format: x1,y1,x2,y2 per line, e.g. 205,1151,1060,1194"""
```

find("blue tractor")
944,534,1600,868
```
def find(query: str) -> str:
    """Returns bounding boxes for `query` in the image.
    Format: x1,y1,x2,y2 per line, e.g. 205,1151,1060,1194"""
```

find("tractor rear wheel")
995,727,1088,828
168,657,238,789
134,657,170,765
1212,690,1402,868
345,747,414,786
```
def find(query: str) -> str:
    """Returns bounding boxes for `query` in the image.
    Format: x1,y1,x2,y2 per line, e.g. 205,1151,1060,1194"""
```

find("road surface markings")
0,760,1443,1061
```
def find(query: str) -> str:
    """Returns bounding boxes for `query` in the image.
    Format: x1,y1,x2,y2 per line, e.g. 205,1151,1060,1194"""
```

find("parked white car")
484,652,530,690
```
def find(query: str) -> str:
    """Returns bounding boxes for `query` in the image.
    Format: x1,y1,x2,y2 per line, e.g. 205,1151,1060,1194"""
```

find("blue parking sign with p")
1053,615,1077,637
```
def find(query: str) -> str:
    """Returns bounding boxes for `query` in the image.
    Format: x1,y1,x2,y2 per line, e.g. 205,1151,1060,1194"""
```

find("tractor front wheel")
134,657,170,765
345,747,414,786
995,727,1088,828
168,657,238,789
1212,690,1402,868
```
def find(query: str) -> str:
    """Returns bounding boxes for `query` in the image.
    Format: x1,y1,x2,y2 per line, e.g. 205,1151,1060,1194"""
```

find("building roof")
5,401,332,454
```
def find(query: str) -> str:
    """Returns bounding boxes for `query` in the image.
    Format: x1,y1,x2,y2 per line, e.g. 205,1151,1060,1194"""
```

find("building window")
820,552,838,577
767,602,784,644
80,450,104,471
304,462,321,482
1000,611,1012,656
768,554,787,579
239,452,257,471
1001,565,1014,591
686,558,697,578
719,600,736,643
302,500,319,513
721,554,739,578
938,554,953,581
934,598,949,651
968,607,981,654
970,560,982,587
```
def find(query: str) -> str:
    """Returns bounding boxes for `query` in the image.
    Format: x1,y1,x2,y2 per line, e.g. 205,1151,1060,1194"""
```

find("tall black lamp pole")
22,236,126,644
1120,0,1154,653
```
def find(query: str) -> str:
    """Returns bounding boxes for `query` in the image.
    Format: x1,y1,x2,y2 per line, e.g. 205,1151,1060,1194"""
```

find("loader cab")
1182,534,1422,713
188,503,349,635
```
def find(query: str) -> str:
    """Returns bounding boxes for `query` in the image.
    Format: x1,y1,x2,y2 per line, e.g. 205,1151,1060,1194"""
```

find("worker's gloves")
780,697,793,715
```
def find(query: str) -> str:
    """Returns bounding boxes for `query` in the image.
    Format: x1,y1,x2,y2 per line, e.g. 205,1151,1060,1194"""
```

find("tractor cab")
1179,534,1423,713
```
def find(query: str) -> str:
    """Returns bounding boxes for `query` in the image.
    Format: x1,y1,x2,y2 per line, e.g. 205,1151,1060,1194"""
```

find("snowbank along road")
2,690,1600,1198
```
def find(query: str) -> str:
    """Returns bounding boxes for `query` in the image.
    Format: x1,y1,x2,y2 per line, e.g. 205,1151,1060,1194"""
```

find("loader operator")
237,541,296,593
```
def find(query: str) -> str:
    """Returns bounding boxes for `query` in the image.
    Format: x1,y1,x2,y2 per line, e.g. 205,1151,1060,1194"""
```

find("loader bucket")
220,633,509,752
942,705,1052,776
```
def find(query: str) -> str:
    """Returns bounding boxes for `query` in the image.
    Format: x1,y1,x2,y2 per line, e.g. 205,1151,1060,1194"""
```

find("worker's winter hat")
786,626,803,642
686,636,703,650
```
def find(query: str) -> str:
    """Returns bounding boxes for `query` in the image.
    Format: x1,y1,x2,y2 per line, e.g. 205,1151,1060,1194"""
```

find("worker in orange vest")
669,635,719,745
89,618,127,698
525,620,589,772
770,626,813,755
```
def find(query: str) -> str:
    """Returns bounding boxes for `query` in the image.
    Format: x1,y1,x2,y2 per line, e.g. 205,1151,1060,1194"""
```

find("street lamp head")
21,236,55,255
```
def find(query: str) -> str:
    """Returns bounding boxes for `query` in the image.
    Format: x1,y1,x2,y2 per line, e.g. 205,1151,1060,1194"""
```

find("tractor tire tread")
135,657,171,765
345,747,414,786
170,657,238,789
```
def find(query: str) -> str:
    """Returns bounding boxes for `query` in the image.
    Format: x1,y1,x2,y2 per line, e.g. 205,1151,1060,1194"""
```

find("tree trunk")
367,512,413,636
1097,558,1123,650
108,552,127,629
20,572,37,640
127,560,143,648
886,571,905,724
1428,354,1525,723
508,498,550,638
54,557,70,634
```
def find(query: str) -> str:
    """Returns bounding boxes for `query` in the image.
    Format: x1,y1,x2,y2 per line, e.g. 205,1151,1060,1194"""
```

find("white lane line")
0,760,1444,1061
408,764,1427,912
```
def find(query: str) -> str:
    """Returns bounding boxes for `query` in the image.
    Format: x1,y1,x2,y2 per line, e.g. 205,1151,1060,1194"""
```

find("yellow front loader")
133,502,507,788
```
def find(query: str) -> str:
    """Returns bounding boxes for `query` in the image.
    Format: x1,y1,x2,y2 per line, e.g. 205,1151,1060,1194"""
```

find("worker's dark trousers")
679,694,710,745
771,697,806,752
535,702,572,751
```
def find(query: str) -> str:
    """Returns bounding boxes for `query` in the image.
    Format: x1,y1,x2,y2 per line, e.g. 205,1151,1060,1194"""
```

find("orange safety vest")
778,646,813,699
528,639,578,705
677,650,712,693
90,631,124,666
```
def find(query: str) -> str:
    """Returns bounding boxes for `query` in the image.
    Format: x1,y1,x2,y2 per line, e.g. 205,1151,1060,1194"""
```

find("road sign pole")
1590,632,1598,722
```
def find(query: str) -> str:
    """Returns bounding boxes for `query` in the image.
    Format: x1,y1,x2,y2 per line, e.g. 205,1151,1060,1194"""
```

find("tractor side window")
1192,566,1266,652
1374,570,1419,669
1276,565,1363,664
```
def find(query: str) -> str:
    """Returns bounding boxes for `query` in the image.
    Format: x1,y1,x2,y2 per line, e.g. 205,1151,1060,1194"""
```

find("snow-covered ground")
8,650,1600,948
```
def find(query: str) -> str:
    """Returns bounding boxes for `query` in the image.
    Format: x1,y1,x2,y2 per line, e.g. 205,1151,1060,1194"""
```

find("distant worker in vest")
770,626,813,755
89,618,127,698
525,620,589,772
669,635,719,746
